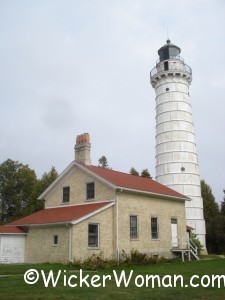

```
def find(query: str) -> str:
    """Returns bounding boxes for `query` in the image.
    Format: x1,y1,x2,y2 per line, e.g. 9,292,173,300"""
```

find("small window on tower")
166,88,169,91
164,61,169,71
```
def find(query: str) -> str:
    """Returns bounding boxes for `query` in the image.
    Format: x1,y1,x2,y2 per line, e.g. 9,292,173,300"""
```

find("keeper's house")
0,133,189,263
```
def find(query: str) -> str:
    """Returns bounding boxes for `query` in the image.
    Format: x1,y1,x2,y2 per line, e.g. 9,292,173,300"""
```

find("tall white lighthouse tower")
150,40,206,249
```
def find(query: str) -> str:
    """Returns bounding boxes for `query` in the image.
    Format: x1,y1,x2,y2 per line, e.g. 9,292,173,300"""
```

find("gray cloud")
0,0,224,202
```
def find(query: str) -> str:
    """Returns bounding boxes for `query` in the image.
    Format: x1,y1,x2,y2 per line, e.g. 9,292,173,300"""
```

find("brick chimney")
74,133,91,165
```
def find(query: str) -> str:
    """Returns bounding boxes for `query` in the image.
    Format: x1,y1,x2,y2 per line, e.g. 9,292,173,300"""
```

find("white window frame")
86,182,95,200
88,223,99,248
62,186,70,203
151,217,159,240
130,215,138,240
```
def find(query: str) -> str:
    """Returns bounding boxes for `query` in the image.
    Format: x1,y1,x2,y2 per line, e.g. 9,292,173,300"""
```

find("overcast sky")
0,0,224,203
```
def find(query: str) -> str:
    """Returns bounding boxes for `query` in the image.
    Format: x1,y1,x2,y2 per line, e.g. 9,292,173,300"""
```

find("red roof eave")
0,225,26,234
9,201,114,227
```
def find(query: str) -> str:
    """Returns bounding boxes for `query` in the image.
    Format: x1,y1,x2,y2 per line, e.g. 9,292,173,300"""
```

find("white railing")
181,237,199,260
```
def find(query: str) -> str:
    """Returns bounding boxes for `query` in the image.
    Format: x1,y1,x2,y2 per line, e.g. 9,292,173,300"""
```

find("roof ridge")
77,162,189,200
87,164,154,180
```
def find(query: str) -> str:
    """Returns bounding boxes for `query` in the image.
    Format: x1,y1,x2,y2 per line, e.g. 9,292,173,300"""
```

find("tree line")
0,157,224,254
201,180,225,254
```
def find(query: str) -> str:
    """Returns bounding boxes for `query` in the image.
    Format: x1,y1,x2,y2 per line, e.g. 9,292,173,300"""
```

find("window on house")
130,215,138,239
88,224,99,247
53,235,58,246
63,187,70,203
151,217,158,239
86,182,95,200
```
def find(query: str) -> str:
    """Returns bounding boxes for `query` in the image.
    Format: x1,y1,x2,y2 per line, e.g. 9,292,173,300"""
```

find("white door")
171,219,178,247
0,235,25,264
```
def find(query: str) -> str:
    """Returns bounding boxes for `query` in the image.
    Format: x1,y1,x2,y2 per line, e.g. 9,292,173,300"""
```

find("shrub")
191,233,203,256
71,250,168,270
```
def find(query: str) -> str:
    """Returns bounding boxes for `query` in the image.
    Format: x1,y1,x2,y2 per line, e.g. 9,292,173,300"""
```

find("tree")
32,166,59,213
141,169,152,179
206,215,225,254
220,190,225,216
129,167,139,176
201,180,219,222
0,160,59,224
37,166,58,194
0,159,38,223
98,156,109,169
201,180,225,254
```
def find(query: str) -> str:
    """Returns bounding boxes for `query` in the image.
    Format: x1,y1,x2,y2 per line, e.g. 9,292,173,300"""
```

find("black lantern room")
158,40,181,62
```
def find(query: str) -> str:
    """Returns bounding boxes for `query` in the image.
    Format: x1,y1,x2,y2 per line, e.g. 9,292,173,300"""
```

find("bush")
71,250,169,270
191,233,203,256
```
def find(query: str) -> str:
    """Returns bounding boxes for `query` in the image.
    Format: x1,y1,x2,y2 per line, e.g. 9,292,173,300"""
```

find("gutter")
66,224,73,262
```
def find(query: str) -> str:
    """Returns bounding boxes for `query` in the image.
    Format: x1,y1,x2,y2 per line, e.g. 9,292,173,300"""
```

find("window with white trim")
88,223,99,247
130,215,138,239
151,217,158,239
62,187,70,203
86,182,95,200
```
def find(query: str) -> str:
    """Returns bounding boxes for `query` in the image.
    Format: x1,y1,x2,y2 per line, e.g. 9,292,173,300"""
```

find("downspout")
67,224,73,262
116,189,122,260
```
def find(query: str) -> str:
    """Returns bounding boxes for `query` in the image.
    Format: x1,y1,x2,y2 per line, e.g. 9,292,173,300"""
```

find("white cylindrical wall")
151,57,206,248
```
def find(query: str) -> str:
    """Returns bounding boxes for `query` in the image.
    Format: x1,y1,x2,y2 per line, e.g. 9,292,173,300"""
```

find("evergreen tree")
201,180,225,254
201,180,219,222
129,167,139,176
37,166,58,194
141,168,152,179
98,156,109,169
220,189,225,216
33,166,59,212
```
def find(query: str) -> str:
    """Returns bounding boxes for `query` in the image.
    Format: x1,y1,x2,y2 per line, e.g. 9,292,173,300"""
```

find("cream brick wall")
25,192,187,262
25,226,70,263
116,192,187,258
25,164,187,263
45,166,115,208
71,206,114,260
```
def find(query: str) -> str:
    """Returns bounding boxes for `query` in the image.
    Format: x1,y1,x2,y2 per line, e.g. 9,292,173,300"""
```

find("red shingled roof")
83,164,188,200
10,201,113,226
0,225,26,234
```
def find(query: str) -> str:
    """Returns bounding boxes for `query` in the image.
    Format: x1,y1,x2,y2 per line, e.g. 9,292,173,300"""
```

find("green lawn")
0,259,225,299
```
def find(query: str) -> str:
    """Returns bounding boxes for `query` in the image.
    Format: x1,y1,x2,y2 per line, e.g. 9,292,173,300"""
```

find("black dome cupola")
158,39,181,62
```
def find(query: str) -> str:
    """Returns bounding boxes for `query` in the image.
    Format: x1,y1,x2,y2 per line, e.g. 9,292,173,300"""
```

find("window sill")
61,202,70,205
88,247,100,250
130,239,139,241
151,239,160,241
52,245,58,247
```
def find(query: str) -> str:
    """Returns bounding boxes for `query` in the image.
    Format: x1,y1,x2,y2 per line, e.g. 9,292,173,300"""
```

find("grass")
0,259,225,299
